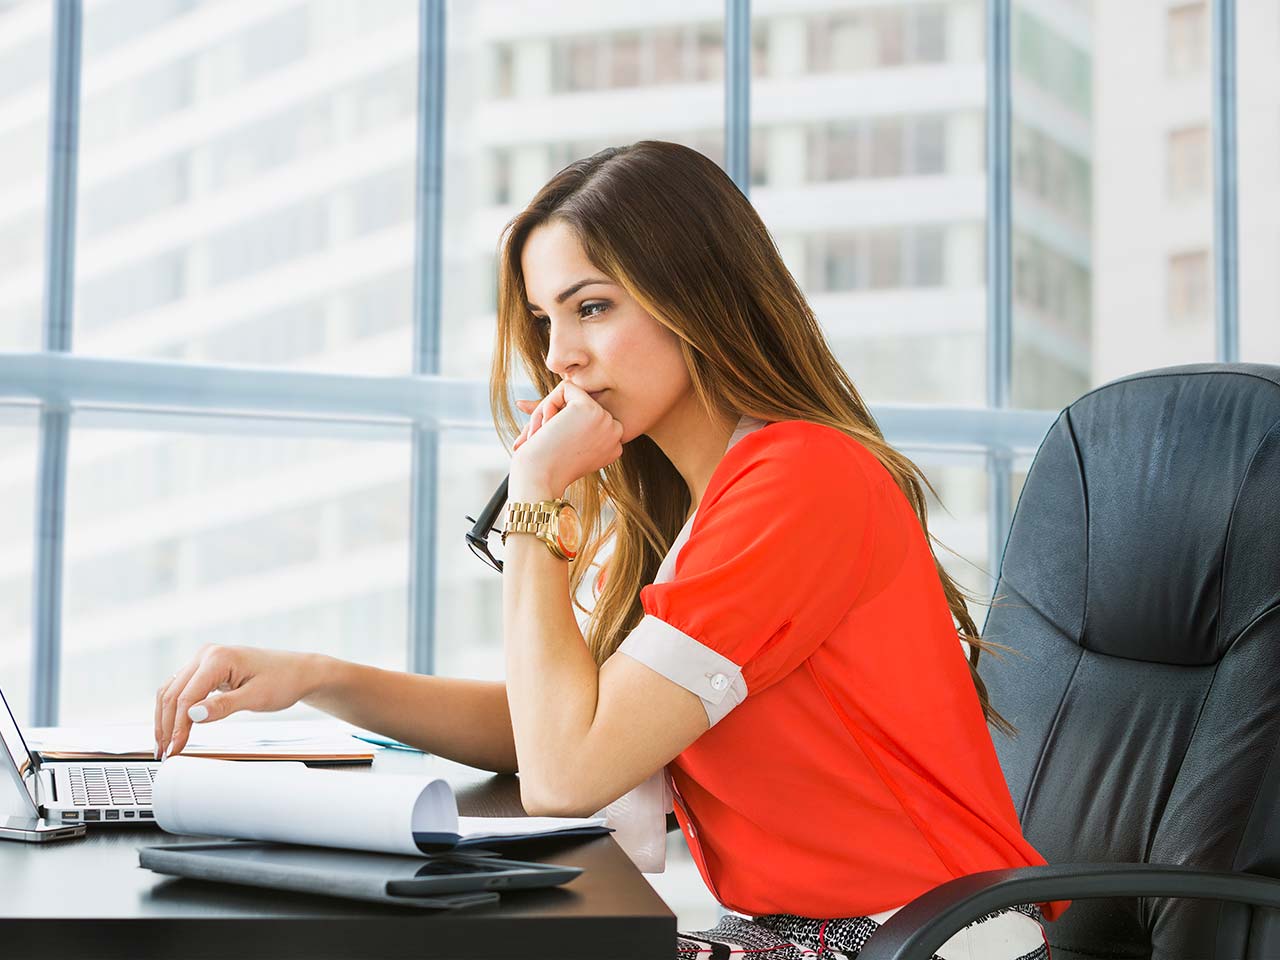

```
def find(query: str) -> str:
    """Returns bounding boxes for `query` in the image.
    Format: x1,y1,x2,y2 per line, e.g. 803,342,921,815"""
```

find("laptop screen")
0,684,37,778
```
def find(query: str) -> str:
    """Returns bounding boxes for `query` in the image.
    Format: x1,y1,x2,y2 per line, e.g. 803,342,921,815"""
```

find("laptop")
1,683,158,826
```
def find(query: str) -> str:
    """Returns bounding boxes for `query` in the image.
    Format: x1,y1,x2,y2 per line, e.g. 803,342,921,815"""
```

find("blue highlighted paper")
351,733,424,753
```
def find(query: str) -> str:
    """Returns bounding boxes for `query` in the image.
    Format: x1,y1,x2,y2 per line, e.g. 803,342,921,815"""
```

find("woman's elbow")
519,778,591,819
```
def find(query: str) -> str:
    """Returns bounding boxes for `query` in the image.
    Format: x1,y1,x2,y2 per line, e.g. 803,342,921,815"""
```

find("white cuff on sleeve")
616,614,748,727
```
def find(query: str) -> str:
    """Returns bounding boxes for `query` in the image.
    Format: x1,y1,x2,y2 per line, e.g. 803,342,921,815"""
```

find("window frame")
5,0,1241,726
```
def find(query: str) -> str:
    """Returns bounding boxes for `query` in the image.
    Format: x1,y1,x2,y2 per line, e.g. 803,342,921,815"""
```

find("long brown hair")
488,140,1015,737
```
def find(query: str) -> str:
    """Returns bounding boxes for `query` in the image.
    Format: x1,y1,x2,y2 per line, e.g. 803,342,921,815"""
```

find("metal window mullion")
32,0,83,727
718,0,751,924
724,0,750,194
985,0,1014,603
408,0,446,677
1211,0,1239,362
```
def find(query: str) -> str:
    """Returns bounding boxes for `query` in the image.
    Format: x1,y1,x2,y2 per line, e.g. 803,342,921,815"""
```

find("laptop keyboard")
68,765,156,807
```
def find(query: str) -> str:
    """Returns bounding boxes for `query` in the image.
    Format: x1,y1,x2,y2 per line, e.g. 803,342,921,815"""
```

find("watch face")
555,504,582,557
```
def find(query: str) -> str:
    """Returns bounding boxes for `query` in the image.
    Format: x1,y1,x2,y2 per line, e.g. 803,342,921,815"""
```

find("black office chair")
861,362,1280,960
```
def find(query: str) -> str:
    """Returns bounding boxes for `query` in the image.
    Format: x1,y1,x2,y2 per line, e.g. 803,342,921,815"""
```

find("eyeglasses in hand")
465,474,509,573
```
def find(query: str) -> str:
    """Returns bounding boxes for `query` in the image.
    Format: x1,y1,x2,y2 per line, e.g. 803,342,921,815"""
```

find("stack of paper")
24,719,375,763
153,756,611,855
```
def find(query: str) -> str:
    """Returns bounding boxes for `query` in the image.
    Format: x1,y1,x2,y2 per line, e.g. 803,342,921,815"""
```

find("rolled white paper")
152,756,456,856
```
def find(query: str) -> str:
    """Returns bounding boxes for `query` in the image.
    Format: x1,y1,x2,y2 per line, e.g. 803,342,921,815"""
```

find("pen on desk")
351,733,424,754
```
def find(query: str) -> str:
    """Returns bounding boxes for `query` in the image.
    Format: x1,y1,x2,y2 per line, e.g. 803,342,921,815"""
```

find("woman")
154,140,1068,958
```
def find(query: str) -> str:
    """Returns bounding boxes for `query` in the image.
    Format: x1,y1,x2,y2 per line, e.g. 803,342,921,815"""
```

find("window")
7,0,1270,935
59,418,411,724
1012,7,1091,113
1168,251,1211,325
0,1,50,350
809,121,863,181
72,0,419,371
652,28,685,85
549,23,728,93
557,37,599,92
806,226,951,293
911,226,947,287
1167,126,1210,200
912,6,948,63
609,32,643,88
491,147,512,206
0,411,39,720
912,116,947,175
1236,1,1280,362
1012,0,1216,408
808,6,950,74
1166,3,1207,77
1012,121,1091,227
807,115,951,183
494,43,514,98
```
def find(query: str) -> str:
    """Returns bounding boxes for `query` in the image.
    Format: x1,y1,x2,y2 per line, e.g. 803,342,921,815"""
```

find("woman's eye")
531,302,607,331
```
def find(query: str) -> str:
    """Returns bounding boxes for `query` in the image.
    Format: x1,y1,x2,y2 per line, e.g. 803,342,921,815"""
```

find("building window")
694,23,723,81
910,226,946,286
910,116,947,175
1012,8,1091,113
811,121,864,181
1167,250,1211,325
869,117,905,177
609,32,643,88
749,127,770,187
491,147,512,206
564,37,600,92
652,28,684,85
548,24,725,93
911,6,948,63
494,44,514,98
1166,2,1207,77
808,6,947,74
1012,121,1091,227
806,226,949,292
1166,126,1209,199
1013,232,1091,338
807,115,949,183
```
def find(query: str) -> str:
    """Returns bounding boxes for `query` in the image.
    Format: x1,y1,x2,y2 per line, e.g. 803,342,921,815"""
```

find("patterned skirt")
675,902,1049,959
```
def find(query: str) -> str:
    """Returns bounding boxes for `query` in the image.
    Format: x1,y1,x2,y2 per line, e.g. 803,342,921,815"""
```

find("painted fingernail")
188,704,208,722
163,743,173,760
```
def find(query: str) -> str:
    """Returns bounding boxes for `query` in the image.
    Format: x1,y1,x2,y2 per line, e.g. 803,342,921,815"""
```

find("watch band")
501,500,561,546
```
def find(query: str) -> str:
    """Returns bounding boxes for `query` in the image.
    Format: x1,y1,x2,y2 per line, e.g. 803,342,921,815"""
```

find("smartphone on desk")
385,851,582,897
0,815,87,842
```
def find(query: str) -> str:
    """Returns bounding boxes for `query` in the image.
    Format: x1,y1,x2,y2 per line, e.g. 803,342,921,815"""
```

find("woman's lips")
588,390,608,401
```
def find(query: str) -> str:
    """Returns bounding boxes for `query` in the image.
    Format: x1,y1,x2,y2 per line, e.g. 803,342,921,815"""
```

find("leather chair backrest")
979,363,1280,959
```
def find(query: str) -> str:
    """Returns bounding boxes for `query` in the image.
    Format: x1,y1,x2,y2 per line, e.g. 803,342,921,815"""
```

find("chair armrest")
857,862,1280,960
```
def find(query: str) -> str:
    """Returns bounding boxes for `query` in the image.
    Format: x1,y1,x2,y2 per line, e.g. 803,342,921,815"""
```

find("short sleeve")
616,422,881,727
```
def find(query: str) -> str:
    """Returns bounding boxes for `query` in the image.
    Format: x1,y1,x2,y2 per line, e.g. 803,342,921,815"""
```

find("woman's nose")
544,325,587,377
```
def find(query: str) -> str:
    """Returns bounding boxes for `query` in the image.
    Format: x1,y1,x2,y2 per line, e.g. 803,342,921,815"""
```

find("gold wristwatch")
502,498,582,561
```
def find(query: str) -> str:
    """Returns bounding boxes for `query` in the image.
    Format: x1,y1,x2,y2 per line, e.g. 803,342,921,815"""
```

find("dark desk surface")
0,751,676,959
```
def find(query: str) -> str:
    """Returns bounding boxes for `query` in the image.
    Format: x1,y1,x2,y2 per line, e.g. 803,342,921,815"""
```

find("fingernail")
188,704,208,722
163,743,172,760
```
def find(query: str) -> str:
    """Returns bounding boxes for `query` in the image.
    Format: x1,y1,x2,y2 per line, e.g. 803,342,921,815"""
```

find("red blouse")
617,418,1069,922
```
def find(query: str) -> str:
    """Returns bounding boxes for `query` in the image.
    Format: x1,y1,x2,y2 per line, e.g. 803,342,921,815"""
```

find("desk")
0,751,676,959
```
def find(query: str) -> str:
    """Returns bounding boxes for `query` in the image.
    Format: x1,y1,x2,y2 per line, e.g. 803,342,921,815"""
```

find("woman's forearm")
300,655,519,775
501,477,601,816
